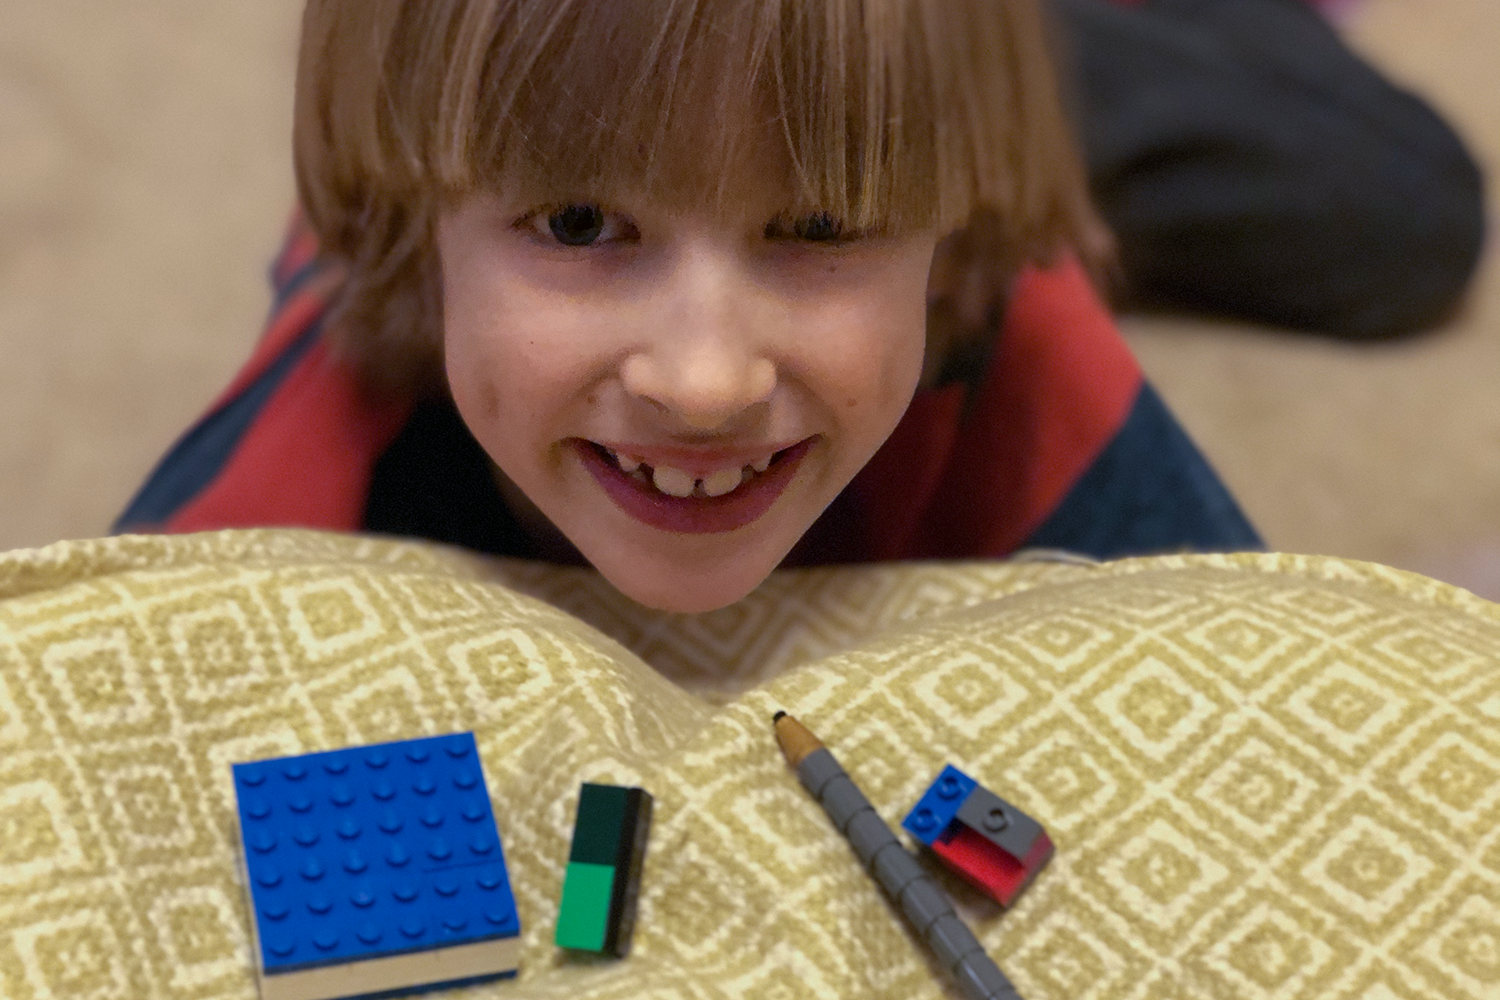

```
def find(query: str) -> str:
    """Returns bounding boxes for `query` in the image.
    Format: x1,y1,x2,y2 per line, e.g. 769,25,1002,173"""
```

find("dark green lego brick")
568,784,632,866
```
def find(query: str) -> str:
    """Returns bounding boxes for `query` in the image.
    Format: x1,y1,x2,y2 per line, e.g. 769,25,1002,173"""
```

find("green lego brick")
555,861,615,951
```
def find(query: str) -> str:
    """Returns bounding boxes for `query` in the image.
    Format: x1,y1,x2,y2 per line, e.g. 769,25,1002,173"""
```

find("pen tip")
772,710,787,722
772,711,822,766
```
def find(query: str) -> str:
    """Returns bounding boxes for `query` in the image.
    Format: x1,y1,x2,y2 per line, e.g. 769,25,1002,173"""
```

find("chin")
576,529,795,613
596,562,772,614
548,461,833,613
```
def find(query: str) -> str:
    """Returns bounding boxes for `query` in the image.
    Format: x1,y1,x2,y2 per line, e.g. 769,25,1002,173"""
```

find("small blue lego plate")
232,732,521,1000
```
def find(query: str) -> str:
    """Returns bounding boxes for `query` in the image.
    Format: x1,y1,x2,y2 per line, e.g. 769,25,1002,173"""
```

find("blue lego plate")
232,732,520,974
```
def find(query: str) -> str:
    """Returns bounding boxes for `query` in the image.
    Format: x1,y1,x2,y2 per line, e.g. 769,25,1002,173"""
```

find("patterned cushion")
1,529,1496,999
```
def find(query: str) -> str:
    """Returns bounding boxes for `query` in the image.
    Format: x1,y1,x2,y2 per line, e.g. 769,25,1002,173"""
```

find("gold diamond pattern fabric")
0,530,1496,999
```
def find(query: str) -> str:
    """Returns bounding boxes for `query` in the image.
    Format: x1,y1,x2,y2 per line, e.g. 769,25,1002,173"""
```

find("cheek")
441,261,555,393
795,296,925,460
440,285,507,421
839,269,931,416
439,273,562,447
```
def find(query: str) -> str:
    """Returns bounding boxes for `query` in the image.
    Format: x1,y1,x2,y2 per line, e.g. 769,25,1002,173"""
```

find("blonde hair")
294,0,1097,397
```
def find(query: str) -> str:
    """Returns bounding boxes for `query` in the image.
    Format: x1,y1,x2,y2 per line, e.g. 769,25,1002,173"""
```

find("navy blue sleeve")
1022,382,1262,558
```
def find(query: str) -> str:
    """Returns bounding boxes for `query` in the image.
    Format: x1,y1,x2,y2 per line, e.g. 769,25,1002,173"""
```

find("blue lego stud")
232,732,521,1000
902,765,978,847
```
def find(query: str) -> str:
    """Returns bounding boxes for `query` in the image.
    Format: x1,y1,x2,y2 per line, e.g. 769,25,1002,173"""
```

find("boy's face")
437,184,938,613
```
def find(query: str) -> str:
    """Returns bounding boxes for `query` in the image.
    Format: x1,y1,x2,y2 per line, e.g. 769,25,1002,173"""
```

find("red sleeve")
168,340,411,534
852,258,1143,559
130,208,412,536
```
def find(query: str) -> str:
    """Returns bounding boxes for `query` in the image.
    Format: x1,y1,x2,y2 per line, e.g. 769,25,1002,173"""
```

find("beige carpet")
1,1,1496,593
1124,0,1500,597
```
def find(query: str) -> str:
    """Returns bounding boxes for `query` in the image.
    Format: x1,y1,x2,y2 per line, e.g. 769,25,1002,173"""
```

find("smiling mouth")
588,443,790,498
576,438,815,534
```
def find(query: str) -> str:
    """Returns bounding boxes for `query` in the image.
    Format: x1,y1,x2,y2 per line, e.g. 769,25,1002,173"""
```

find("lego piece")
901,765,1053,907
954,784,1049,866
232,733,520,1000
930,822,1053,907
902,766,978,847
555,783,652,957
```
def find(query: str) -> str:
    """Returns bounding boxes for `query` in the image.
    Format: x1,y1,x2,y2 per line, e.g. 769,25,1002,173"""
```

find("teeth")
613,449,780,498
651,465,697,497
701,468,747,497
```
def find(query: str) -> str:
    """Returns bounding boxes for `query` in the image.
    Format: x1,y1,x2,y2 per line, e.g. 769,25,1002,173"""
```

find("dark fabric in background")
1055,0,1486,338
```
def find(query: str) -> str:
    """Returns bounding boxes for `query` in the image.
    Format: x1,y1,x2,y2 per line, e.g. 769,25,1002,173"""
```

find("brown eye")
794,211,843,242
548,204,605,246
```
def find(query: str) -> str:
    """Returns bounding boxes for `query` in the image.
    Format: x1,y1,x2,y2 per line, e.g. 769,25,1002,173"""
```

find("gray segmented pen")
773,712,1023,1000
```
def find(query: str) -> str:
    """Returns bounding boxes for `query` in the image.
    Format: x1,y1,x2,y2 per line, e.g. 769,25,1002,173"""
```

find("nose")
619,248,778,431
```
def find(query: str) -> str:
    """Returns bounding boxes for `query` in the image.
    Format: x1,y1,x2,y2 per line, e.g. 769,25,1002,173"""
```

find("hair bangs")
448,0,782,216
382,0,1056,235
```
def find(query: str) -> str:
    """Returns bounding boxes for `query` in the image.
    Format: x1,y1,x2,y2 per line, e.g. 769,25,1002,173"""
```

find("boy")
118,0,1258,612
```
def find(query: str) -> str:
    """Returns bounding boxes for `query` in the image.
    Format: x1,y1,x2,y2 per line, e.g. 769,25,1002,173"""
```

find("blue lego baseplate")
232,732,520,973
